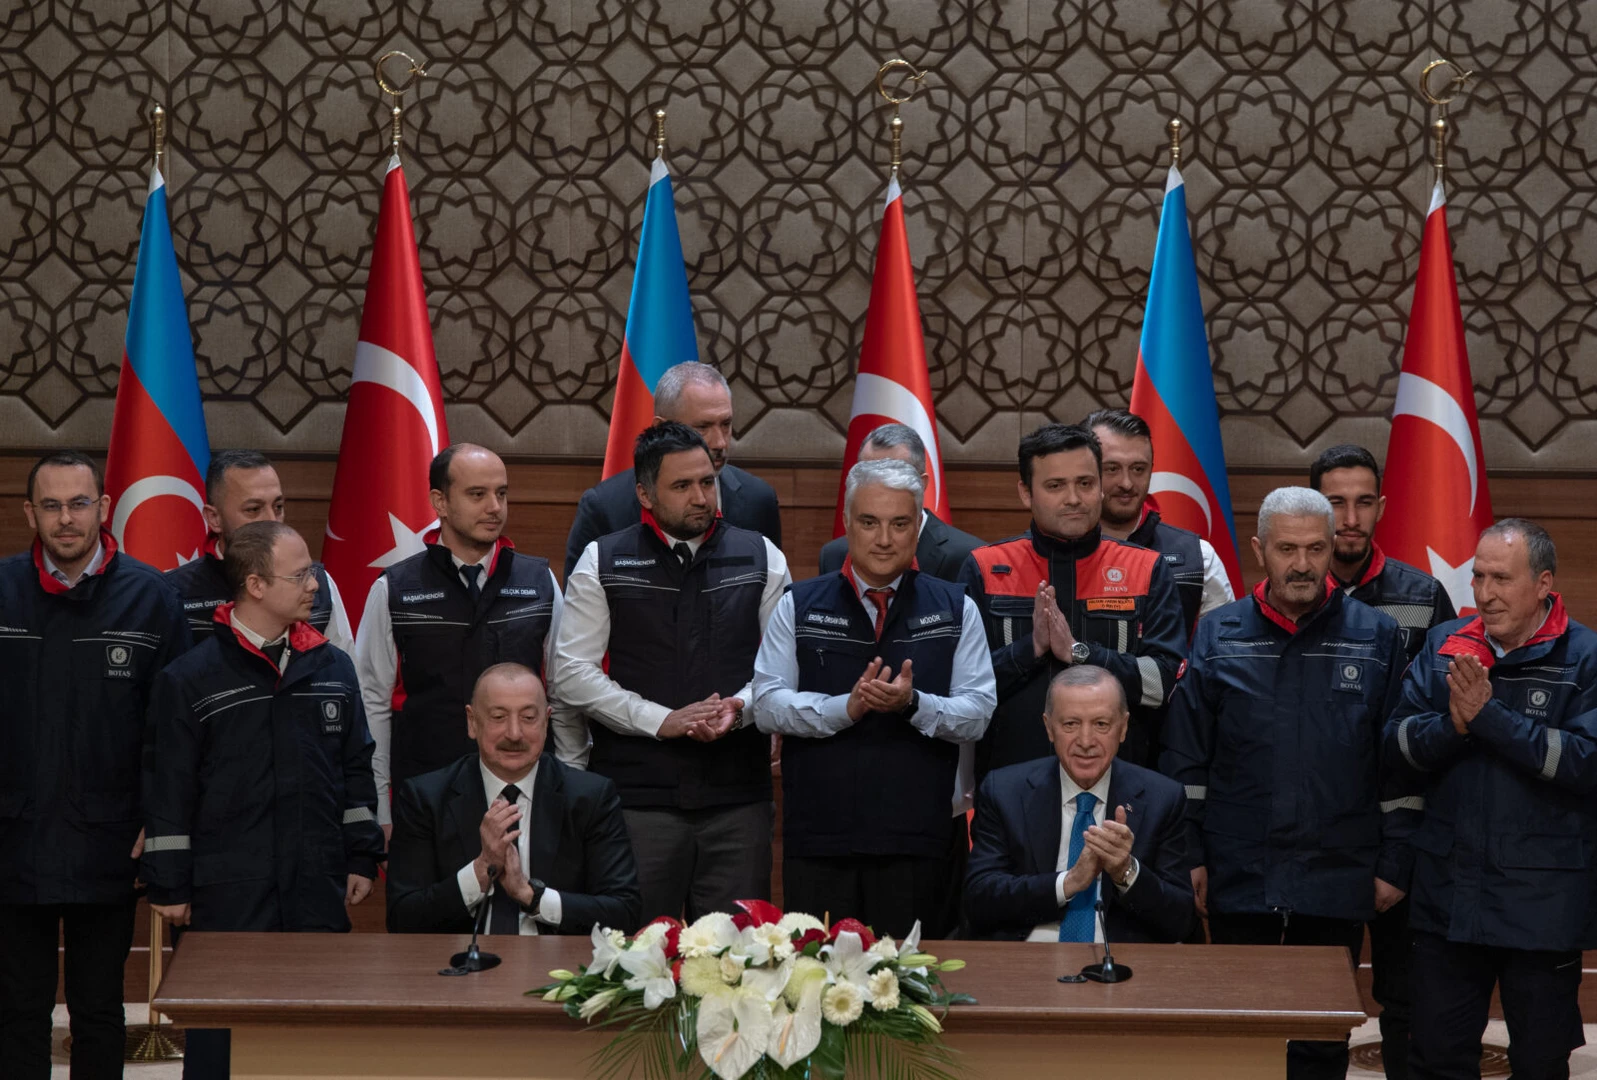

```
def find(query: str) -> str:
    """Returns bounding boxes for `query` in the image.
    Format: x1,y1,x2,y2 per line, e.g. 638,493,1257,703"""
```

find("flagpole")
1418,58,1473,186
654,108,666,159
875,58,929,177
374,49,428,159
151,104,164,174
1167,117,1182,168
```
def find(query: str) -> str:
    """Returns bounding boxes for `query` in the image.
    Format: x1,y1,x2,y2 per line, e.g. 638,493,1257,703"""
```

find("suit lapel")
526,756,564,881
916,515,949,576
1021,761,1063,875
449,756,489,864
1105,761,1145,838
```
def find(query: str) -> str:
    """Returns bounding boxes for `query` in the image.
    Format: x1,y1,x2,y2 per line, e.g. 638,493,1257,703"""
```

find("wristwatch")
519,877,547,917
904,690,921,715
1070,641,1091,665
1118,857,1138,887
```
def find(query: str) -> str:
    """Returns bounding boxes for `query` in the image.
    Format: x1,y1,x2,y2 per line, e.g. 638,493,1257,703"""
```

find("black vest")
589,522,771,810
1128,510,1205,636
385,543,553,785
1344,550,1455,662
782,569,963,859
166,552,336,647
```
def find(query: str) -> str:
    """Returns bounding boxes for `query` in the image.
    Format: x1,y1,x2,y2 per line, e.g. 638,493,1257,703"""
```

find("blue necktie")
1059,792,1099,942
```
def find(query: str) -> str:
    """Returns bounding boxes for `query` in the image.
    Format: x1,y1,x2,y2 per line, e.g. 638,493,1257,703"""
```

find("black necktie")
461,564,483,603
673,542,692,567
487,783,524,934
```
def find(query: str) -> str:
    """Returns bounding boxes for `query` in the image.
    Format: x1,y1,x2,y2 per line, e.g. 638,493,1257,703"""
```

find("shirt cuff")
1113,857,1140,894
635,701,672,739
1055,871,1068,907
457,861,484,910
539,888,562,927
377,792,393,828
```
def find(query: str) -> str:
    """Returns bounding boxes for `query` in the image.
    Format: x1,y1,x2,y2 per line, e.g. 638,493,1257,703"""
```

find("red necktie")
864,587,894,641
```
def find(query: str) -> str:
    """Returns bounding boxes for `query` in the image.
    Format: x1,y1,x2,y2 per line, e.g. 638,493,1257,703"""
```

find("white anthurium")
590,925,626,978
617,940,677,1010
680,911,740,958
739,956,793,1004
697,986,775,1080
820,930,877,993
767,981,823,1069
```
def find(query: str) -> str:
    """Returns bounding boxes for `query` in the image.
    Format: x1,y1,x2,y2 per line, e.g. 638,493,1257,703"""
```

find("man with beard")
1162,487,1411,1080
1083,408,1233,636
564,362,782,579
0,451,189,1079
1308,444,1455,1080
551,422,789,921
355,444,563,843
167,449,353,653
959,423,1186,773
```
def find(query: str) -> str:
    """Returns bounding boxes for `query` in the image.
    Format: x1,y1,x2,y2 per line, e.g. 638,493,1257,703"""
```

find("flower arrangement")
533,900,975,1080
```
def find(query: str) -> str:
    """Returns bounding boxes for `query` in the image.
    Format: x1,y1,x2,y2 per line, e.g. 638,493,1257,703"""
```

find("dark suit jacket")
965,757,1196,943
386,753,642,935
818,511,985,583
563,463,783,580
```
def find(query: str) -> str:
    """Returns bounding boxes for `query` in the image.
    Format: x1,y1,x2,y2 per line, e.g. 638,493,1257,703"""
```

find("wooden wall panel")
3,456,1594,621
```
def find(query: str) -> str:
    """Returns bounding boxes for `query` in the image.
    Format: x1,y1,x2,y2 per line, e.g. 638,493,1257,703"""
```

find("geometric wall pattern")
1,0,1595,468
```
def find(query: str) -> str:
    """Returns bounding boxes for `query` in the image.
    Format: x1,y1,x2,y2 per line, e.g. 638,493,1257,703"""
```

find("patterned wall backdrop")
1,0,1594,467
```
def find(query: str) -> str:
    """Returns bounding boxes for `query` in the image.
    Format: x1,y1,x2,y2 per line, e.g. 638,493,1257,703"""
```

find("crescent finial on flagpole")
1418,58,1473,183
374,50,427,158
876,58,930,178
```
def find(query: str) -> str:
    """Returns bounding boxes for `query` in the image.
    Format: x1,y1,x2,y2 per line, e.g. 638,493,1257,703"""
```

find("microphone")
1079,886,1132,984
440,865,504,976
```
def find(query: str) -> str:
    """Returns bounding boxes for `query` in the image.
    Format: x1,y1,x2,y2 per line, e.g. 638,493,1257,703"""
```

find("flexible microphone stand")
440,865,504,976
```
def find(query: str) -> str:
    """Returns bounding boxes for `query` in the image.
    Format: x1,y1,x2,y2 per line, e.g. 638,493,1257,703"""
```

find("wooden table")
154,933,1365,1079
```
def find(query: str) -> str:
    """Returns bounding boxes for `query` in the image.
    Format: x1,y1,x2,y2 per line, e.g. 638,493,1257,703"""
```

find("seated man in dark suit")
965,665,1195,943
564,362,782,578
387,663,642,935
817,422,985,582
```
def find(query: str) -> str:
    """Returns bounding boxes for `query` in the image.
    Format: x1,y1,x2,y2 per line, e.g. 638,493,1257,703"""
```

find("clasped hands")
1063,805,1135,898
846,657,915,721
1031,584,1081,662
1446,653,1492,735
473,796,535,906
660,693,744,742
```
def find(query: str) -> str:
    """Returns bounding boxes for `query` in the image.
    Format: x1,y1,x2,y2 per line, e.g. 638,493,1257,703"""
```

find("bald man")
355,445,564,839
385,664,640,935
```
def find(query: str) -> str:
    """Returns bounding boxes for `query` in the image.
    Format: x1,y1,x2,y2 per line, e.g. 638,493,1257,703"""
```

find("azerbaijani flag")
1129,165,1244,594
601,155,699,478
104,163,211,570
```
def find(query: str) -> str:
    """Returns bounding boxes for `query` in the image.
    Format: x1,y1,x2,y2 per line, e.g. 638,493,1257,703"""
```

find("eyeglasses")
33,497,98,516
261,566,318,588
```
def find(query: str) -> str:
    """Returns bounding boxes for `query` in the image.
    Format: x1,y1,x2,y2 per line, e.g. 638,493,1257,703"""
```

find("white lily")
820,930,877,993
901,920,923,954
589,925,625,978
697,986,774,1080
577,986,623,1020
617,941,677,1010
767,981,823,1069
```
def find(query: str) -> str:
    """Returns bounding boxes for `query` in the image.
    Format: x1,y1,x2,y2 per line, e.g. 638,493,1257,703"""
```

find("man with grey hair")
1386,519,1597,1080
564,362,782,578
818,423,985,581
1162,486,1409,1080
752,458,995,938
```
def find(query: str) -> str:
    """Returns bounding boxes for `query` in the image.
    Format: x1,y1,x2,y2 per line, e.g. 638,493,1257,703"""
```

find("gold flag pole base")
124,1023,185,1062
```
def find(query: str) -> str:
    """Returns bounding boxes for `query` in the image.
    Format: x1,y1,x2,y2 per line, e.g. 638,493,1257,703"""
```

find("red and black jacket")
957,525,1187,775
1337,543,1457,663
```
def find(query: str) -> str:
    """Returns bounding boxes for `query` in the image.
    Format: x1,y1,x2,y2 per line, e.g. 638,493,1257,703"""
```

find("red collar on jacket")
202,531,224,561
422,527,516,578
639,507,719,552
837,553,919,590
32,528,117,596
1251,575,1337,635
213,602,327,674
1334,543,1387,590
1438,593,1568,670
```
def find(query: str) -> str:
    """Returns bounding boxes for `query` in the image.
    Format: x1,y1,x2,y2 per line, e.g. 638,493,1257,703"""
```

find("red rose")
829,918,876,949
733,899,784,927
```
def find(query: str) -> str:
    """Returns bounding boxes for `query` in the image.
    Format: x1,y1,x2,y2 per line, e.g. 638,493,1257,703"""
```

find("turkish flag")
322,156,449,628
1376,182,1492,616
831,175,948,537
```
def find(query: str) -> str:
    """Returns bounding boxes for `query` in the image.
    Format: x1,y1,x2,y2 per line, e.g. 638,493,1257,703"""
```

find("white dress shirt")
751,569,997,742
1486,603,1552,657
1028,765,1140,943
316,572,356,656
230,610,291,673
454,759,562,934
354,555,565,826
1196,538,1235,617
550,535,791,767
43,543,105,588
